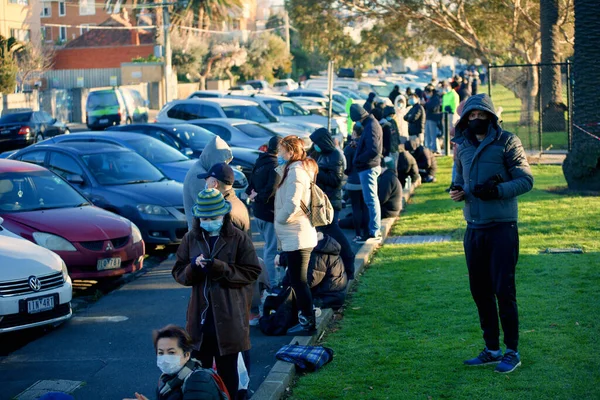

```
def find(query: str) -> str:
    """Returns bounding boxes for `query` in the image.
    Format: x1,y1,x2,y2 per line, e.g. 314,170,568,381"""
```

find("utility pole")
284,10,291,79
162,3,172,105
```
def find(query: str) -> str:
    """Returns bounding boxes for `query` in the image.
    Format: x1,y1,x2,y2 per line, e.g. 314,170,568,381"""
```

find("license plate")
27,296,55,314
1,129,10,135
99,118,109,124
97,257,121,270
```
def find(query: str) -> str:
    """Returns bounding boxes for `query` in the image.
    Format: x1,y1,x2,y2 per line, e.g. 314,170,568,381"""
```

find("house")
0,0,41,45
52,11,155,70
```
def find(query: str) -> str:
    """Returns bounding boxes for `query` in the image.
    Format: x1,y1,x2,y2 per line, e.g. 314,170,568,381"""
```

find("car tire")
35,133,44,143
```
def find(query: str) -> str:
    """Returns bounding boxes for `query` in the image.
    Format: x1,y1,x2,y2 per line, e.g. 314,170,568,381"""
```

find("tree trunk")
199,75,206,90
540,0,566,133
563,0,600,190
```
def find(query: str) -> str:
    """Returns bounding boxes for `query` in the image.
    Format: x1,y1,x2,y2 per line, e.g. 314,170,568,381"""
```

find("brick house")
52,13,155,70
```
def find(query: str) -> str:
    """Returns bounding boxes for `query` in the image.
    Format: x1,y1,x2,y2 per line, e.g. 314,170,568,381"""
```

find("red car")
0,159,144,280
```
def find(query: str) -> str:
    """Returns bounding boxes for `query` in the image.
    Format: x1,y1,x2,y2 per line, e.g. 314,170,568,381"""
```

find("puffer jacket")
310,128,344,210
172,214,261,355
183,137,232,230
405,138,437,177
452,94,534,225
353,115,383,172
404,104,426,137
274,161,318,252
246,151,280,223
378,168,402,218
397,149,420,187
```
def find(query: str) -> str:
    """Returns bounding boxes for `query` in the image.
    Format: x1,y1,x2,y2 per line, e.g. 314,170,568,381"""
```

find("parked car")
0,110,69,152
0,216,73,333
0,159,145,280
86,88,148,130
156,98,311,140
244,80,271,92
272,79,299,92
106,123,260,180
335,87,367,103
8,143,187,246
42,131,248,199
285,89,351,109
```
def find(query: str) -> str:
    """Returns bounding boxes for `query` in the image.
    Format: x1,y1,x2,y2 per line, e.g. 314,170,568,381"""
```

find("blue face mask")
277,156,287,166
201,219,223,234
314,144,322,153
408,99,417,106
355,121,363,129
386,116,393,121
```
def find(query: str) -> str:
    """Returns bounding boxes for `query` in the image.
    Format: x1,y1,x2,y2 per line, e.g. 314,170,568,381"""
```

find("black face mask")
468,118,490,136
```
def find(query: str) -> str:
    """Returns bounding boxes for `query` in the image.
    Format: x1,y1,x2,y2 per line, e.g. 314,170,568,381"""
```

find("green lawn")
287,157,600,399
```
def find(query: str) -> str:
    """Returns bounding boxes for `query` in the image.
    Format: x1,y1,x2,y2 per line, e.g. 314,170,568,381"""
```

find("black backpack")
259,287,298,336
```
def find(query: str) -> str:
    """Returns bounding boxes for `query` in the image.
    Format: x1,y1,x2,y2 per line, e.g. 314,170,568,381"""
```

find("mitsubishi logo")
105,242,114,252
28,276,42,292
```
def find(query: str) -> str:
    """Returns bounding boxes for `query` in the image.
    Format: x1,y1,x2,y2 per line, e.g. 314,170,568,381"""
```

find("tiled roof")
66,14,155,48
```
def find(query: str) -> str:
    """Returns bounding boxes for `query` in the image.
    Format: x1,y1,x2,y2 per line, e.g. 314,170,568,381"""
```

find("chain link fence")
487,62,572,154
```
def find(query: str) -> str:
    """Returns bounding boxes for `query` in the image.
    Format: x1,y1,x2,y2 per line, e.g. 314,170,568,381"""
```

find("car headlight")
131,223,143,244
60,260,70,282
136,204,170,215
32,232,77,252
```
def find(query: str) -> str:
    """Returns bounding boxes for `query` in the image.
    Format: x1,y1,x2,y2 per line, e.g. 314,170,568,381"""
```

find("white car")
273,79,299,92
0,217,72,333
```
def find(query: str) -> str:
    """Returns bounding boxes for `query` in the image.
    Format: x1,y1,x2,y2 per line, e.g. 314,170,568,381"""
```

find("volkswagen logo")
28,276,42,292
105,242,114,252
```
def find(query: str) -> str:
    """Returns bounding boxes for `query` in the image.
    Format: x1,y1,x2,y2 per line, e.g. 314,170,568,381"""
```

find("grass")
287,157,600,400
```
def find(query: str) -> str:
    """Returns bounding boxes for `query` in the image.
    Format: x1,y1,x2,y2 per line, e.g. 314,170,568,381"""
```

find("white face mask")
157,354,183,375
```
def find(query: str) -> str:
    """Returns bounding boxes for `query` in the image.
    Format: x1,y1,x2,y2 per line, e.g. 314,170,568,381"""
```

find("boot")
286,311,316,336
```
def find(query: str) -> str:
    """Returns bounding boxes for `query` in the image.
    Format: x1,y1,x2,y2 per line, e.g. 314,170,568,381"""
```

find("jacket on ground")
172,214,261,355
183,137,232,230
452,94,534,225
310,128,344,211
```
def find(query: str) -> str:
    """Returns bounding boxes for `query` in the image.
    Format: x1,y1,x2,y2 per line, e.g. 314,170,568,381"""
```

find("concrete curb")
251,185,416,399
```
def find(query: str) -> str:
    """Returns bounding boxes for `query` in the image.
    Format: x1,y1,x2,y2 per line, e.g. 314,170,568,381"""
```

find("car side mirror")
182,147,194,157
67,174,85,185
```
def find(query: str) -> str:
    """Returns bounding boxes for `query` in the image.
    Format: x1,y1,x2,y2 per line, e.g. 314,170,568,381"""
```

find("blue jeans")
425,120,441,153
358,166,381,236
256,218,279,287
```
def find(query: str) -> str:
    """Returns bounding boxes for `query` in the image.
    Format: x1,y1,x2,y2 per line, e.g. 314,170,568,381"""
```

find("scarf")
158,358,202,397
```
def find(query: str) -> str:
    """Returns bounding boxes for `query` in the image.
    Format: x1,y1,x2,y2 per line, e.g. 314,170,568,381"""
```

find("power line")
41,22,287,35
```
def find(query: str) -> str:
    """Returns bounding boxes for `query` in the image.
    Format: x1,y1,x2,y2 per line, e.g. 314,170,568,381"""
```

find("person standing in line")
384,106,401,169
363,92,376,113
450,93,533,374
273,136,319,335
343,124,368,242
388,85,400,104
424,88,443,154
309,128,356,280
404,93,426,145
246,136,282,288
349,104,383,244
172,188,261,397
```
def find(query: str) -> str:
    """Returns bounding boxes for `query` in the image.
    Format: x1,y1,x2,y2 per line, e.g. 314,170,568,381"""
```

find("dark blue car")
37,131,248,197
9,142,187,245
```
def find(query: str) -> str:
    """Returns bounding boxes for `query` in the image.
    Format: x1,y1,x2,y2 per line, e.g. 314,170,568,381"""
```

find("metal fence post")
487,64,493,98
537,64,543,154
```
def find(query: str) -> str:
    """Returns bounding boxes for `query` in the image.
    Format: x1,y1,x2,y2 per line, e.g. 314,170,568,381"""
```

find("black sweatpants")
285,248,314,318
464,222,520,352
194,333,239,399
348,189,368,238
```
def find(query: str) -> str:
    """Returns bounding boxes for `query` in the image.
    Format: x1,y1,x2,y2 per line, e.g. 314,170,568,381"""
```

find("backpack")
300,180,334,227
182,367,230,400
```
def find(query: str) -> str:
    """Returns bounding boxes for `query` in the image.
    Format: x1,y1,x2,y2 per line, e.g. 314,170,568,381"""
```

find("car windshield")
222,105,276,123
122,138,188,163
235,123,277,139
0,170,88,212
87,92,118,110
81,151,165,185
337,89,363,100
171,125,217,149
0,112,32,123
263,100,310,117
372,85,391,97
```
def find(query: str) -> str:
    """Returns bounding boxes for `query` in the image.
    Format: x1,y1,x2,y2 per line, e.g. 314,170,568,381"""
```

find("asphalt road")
0,213,362,399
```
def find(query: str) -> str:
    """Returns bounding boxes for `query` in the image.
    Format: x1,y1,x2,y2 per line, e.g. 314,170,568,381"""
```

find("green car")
86,88,149,130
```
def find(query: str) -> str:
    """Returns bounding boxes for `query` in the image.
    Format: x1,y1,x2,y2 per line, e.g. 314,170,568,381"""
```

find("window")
80,24,92,35
18,151,47,166
9,0,29,5
198,124,231,142
10,28,31,42
41,1,51,17
59,26,67,42
236,123,276,139
79,0,95,16
59,1,66,16
222,105,274,123
167,104,202,120
41,26,53,42
35,111,54,123
48,152,84,180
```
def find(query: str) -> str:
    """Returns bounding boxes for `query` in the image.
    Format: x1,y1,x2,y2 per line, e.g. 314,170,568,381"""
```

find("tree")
196,42,247,90
16,43,55,92
238,33,291,83
0,35,23,94
562,0,600,191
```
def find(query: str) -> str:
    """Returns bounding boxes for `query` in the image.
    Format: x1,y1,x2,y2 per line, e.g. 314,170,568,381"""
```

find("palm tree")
562,0,600,190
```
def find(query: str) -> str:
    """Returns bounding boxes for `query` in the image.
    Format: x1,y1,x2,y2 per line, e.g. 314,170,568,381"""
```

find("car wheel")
35,133,44,143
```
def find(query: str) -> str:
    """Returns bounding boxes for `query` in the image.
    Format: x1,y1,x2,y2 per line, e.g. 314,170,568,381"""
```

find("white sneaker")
314,307,322,318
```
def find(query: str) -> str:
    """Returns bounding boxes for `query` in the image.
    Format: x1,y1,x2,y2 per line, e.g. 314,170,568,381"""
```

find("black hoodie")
246,151,281,222
364,92,376,113
378,168,402,218
310,128,344,210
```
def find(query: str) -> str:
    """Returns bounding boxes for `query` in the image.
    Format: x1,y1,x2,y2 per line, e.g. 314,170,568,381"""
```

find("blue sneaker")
495,350,521,373
464,348,503,366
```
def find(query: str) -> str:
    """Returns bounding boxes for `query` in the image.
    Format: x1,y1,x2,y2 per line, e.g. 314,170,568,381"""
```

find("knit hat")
383,106,396,118
192,188,232,218
350,104,369,122
267,136,281,154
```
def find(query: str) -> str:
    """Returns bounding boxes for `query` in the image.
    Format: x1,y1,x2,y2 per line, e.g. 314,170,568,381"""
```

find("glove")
472,176,502,200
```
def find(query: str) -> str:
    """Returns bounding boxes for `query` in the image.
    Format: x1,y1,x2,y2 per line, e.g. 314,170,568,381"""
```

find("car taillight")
18,126,31,135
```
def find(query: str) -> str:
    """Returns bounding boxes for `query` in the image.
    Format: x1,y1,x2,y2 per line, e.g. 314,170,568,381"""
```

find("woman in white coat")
274,136,319,335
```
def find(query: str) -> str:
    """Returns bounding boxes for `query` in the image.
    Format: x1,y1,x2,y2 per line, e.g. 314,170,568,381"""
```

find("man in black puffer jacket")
377,157,402,218
246,136,282,288
310,127,356,280
397,142,421,188
405,137,437,183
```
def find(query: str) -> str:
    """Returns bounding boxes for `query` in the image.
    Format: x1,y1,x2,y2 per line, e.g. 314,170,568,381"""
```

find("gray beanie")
350,104,369,122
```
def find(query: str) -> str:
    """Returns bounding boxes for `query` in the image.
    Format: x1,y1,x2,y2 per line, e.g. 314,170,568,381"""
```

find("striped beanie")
192,188,232,218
